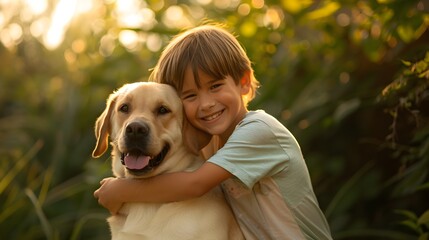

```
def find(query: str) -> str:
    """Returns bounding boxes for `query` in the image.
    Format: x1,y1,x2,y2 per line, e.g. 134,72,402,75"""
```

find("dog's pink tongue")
124,154,150,170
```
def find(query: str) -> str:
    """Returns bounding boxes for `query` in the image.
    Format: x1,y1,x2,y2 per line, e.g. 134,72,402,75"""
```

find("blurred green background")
1,0,428,239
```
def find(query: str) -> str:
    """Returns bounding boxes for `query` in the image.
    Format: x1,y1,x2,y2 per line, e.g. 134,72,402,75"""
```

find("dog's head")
92,82,201,178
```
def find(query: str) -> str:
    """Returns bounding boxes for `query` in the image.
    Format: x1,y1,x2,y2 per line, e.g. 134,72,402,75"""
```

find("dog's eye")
119,104,129,113
158,106,170,115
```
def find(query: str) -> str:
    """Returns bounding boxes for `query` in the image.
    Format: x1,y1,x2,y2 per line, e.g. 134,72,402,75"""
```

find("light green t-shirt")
208,110,332,240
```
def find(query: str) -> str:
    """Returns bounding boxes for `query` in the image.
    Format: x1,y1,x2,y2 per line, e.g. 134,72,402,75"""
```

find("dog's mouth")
120,144,170,175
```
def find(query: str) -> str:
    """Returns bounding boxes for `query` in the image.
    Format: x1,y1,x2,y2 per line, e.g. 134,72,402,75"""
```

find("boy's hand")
94,177,124,215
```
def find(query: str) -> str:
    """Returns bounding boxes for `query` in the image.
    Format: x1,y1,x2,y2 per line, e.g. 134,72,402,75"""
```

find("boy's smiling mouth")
202,109,224,121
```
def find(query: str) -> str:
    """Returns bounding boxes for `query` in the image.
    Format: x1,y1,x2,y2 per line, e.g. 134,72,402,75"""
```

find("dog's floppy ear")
182,113,212,155
92,93,117,158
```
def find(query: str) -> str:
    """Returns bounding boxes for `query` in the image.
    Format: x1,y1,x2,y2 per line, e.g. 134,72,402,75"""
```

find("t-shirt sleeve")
208,119,290,189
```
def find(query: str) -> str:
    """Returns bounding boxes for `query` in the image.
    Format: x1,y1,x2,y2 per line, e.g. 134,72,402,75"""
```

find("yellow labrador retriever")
92,82,243,240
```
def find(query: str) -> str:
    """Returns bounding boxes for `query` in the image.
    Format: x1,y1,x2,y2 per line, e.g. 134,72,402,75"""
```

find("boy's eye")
182,94,196,100
158,105,171,115
119,104,129,113
210,83,223,90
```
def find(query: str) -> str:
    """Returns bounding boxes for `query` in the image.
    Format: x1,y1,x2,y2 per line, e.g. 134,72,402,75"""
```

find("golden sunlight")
43,0,93,50
162,5,192,29
44,0,78,50
24,0,48,18
0,0,96,50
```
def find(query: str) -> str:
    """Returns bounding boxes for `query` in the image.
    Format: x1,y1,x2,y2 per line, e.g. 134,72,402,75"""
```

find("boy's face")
180,67,249,142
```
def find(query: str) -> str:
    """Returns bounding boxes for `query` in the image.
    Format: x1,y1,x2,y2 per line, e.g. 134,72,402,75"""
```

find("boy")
95,24,332,239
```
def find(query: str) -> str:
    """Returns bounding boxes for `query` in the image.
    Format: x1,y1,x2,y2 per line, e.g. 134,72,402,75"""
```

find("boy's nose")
200,93,216,110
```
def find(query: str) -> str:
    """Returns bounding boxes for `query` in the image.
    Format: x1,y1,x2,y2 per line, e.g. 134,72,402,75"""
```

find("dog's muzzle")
120,144,170,175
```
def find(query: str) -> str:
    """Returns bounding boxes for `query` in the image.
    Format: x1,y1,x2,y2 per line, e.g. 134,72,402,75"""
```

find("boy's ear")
240,70,251,95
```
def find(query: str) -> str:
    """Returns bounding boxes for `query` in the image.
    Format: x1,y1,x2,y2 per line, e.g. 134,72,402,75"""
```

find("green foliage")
1,0,428,239
396,209,429,239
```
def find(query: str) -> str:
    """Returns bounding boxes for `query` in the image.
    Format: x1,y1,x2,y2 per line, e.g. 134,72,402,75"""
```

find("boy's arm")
94,162,232,214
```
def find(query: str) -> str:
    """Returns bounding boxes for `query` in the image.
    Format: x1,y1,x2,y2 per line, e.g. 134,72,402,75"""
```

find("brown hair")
149,24,259,105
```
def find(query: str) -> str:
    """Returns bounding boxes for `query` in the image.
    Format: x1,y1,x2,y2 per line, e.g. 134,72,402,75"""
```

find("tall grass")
0,63,113,239
0,136,110,240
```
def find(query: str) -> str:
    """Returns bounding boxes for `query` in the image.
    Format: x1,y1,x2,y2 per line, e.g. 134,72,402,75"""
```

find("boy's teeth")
204,111,221,121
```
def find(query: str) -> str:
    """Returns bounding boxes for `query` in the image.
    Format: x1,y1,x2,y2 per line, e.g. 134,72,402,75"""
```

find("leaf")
399,220,419,232
401,60,412,66
415,61,428,74
418,70,429,79
418,210,429,226
0,141,43,195
333,98,361,123
306,2,340,20
282,0,313,13
395,209,418,221
397,25,415,43
25,188,53,239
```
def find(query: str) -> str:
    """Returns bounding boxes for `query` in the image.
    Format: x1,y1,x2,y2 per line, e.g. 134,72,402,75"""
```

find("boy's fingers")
99,177,114,185
100,178,107,185
93,189,99,198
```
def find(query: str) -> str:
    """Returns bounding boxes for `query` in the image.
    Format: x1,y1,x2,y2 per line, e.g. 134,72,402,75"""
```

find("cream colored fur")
92,82,243,240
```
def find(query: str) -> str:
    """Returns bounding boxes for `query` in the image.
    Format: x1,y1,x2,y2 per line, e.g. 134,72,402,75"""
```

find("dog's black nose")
125,122,149,140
